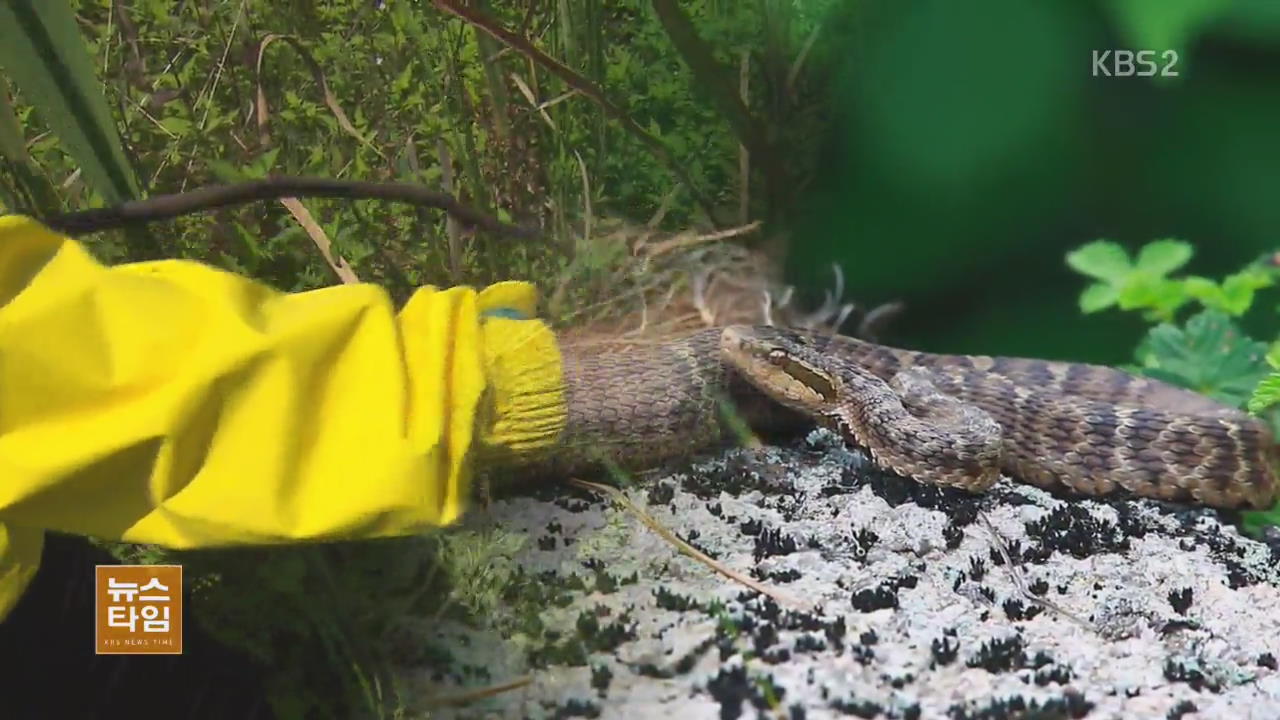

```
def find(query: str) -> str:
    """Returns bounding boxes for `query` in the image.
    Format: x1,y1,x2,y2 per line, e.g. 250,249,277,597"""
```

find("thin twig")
858,301,906,341
38,176,542,239
978,511,1094,631
568,478,810,611
738,49,750,225
643,221,762,257
436,139,463,281
785,25,823,97
425,675,534,706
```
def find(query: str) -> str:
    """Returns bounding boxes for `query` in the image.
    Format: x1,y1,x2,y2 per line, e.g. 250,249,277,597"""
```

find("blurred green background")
789,0,1280,363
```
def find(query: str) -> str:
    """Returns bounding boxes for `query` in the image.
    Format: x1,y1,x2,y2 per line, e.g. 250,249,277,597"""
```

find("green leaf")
1079,282,1120,313
245,147,281,178
1136,309,1270,407
1218,283,1256,316
1065,241,1131,282
159,116,192,136
1117,275,1188,319
0,0,140,204
1246,372,1280,415
1135,239,1193,276
0,73,31,163
1218,268,1275,314
207,159,247,183
1266,340,1280,370
1182,268,1273,316
1243,506,1280,538
1182,275,1229,313
0,72,61,215
1182,275,1221,297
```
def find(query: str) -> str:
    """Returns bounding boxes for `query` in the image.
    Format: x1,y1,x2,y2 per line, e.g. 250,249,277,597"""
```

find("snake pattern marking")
497,325,1277,510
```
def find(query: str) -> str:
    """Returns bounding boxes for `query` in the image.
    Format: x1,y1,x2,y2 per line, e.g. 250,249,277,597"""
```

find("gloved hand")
0,214,567,619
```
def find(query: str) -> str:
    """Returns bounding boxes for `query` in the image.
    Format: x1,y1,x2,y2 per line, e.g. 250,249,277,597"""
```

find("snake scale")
498,326,1278,511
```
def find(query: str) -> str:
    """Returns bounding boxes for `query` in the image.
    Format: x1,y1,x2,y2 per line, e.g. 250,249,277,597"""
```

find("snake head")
720,325,840,417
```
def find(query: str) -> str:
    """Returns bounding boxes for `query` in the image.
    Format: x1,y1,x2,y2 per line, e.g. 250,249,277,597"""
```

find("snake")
36,189,1277,510
494,325,1279,511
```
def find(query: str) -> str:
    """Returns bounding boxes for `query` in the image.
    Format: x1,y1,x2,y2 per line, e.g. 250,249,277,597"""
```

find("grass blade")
0,0,140,205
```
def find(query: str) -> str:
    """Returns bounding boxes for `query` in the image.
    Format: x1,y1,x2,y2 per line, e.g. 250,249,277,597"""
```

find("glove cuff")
476,283,567,455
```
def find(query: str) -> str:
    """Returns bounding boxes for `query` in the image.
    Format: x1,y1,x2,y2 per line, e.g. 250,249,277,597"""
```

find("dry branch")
38,176,543,239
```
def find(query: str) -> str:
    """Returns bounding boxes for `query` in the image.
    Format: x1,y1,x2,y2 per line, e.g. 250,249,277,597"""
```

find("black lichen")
1022,504,1130,562
947,691,1092,720
753,527,799,561
966,634,1026,673
851,583,899,612
828,696,883,718
931,633,959,667
1168,587,1193,614
590,664,613,698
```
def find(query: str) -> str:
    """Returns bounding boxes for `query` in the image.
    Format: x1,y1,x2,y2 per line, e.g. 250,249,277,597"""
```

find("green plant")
1067,238,1280,530
1247,342,1280,415
1067,239,1276,322
1130,308,1271,408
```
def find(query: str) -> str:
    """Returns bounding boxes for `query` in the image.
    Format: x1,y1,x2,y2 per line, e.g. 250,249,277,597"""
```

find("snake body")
504,326,1278,510
44,187,1273,509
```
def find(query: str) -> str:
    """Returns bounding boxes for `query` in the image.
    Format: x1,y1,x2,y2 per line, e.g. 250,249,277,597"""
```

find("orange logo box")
94,564,183,655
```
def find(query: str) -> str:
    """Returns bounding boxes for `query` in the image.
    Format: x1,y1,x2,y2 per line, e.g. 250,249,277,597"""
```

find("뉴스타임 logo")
95,564,183,655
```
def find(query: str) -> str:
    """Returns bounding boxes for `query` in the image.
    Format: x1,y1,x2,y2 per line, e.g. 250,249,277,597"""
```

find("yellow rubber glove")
0,214,566,620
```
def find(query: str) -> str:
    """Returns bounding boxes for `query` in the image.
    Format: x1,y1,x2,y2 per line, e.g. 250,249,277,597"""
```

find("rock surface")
398,430,1280,719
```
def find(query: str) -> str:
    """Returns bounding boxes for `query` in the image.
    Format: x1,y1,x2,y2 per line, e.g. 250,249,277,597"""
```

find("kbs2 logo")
1091,50,1179,77
95,564,184,655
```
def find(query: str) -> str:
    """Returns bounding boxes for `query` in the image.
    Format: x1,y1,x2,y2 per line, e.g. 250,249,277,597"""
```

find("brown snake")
498,325,1278,511
38,190,1274,509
